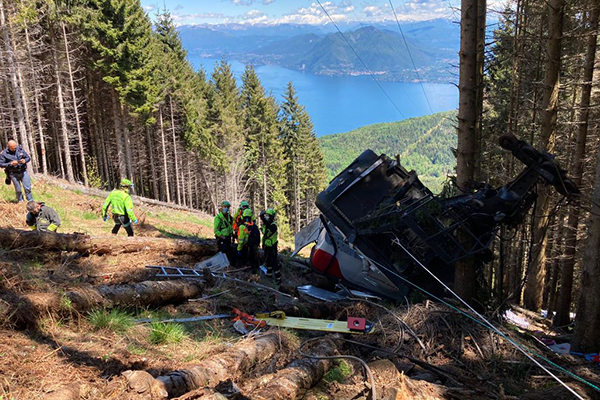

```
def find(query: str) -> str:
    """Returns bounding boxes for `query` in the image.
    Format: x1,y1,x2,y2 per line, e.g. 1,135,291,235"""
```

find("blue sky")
138,0,485,26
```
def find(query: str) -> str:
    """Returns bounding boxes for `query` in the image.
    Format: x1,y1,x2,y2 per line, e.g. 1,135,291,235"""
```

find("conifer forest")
0,0,327,236
2,0,600,398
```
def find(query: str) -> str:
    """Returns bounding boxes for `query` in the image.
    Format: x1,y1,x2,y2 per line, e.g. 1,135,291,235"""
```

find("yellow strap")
256,311,286,319
48,223,58,232
260,316,374,334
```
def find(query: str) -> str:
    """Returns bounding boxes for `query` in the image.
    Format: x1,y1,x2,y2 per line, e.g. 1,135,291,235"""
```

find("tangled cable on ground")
298,336,377,400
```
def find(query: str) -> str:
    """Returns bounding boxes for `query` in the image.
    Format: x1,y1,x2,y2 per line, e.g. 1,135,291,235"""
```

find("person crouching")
26,201,61,232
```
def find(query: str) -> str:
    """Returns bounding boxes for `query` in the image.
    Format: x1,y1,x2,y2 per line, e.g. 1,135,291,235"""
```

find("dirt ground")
1,179,600,399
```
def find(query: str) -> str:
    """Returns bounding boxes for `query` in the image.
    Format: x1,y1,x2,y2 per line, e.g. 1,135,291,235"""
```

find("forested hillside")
0,0,327,235
320,111,456,192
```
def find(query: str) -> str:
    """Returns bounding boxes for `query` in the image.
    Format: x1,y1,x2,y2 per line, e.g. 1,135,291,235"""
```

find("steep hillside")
0,176,214,239
320,111,457,192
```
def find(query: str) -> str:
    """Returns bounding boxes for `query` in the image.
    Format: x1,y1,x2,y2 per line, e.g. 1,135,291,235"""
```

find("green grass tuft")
88,309,134,334
149,322,187,344
59,294,72,310
127,343,148,355
82,211,97,220
323,360,352,383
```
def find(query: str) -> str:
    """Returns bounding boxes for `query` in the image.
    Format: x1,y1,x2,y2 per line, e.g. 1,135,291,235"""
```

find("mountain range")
178,20,459,83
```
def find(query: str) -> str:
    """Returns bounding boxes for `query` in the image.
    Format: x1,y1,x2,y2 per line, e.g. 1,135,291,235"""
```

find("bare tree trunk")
187,155,192,207
111,91,127,179
49,24,75,183
1,75,18,141
0,228,217,256
121,106,134,182
523,0,564,312
169,96,181,204
199,164,217,213
15,67,36,172
572,143,600,352
61,22,87,185
145,125,159,199
158,107,171,202
96,84,113,188
24,24,47,174
454,0,481,303
554,7,598,326
0,0,31,159
146,333,287,398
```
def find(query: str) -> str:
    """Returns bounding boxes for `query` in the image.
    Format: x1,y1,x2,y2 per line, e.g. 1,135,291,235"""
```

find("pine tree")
279,81,326,233
206,58,245,206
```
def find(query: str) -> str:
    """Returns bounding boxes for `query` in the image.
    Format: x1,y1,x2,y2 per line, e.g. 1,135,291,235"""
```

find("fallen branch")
0,228,216,256
246,338,337,399
124,332,288,399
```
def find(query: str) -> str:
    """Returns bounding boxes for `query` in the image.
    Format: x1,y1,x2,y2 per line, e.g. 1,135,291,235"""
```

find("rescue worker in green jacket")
260,208,279,281
102,178,137,237
25,201,61,232
214,200,234,261
237,208,260,272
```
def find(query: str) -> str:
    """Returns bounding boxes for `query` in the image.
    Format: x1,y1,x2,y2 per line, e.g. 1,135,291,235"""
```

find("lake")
190,56,459,137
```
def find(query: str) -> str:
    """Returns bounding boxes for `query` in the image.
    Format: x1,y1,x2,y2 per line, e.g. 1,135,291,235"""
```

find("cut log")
3,280,203,328
0,228,216,256
124,333,287,399
246,338,336,399
43,383,80,400
63,280,204,311
369,359,447,400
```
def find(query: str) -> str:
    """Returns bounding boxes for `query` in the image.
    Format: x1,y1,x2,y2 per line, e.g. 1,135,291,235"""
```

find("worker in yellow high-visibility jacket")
102,178,137,237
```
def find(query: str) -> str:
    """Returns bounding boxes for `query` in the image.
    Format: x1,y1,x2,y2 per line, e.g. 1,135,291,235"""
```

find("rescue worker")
102,178,137,237
214,200,234,261
237,208,260,272
260,208,279,281
232,200,251,238
25,201,61,232
0,140,33,203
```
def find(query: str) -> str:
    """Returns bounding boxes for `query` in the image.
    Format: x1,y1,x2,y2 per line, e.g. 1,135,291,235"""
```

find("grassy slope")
319,111,457,193
0,176,215,239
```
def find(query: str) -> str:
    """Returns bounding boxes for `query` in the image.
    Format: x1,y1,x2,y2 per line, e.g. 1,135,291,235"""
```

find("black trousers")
238,245,259,272
112,214,134,237
217,236,235,263
264,244,279,276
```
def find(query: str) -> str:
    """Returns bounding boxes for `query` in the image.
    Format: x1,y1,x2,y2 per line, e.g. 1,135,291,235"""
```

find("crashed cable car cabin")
296,134,579,300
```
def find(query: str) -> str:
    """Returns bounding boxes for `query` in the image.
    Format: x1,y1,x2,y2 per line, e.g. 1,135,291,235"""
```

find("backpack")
248,224,260,247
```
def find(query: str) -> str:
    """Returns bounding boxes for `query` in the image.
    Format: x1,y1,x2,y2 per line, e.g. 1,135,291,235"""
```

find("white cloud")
362,0,456,22
262,0,276,4
176,0,460,26
143,5,155,12
172,12,226,24
362,5,389,17
273,2,352,24
241,9,265,19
